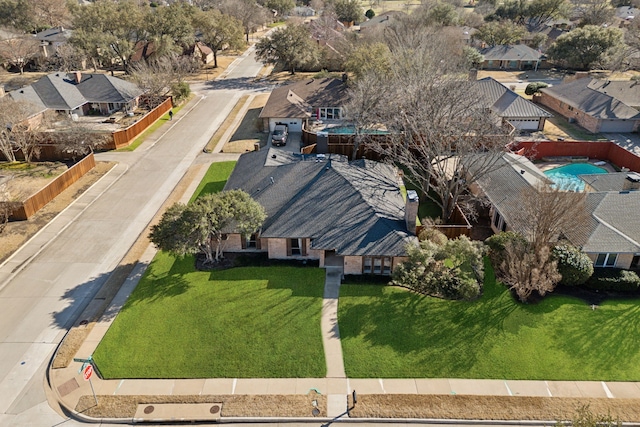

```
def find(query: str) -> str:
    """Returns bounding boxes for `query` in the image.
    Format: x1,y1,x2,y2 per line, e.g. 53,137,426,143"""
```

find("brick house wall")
343,256,363,274
536,92,601,133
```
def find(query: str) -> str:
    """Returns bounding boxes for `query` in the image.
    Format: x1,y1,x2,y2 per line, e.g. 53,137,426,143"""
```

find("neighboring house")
188,42,214,65
476,77,552,131
614,6,638,25
293,6,315,16
537,78,640,133
259,78,349,132
442,26,479,46
223,149,419,275
523,22,565,50
358,11,406,31
474,153,640,270
9,72,143,117
35,26,71,58
478,44,545,70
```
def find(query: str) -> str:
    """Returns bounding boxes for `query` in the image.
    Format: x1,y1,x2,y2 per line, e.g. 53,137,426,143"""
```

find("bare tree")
499,240,560,302
130,54,198,108
0,97,39,162
0,32,40,75
506,183,590,253
31,0,71,28
346,25,513,223
572,0,615,26
218,0,270,42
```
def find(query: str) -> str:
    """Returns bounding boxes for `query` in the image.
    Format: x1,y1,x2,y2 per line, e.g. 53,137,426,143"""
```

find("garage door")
508,119,540,130
599,120,635,133
270,118,302,132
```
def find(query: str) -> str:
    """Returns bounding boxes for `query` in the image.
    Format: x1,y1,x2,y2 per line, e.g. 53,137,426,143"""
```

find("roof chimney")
74,71,82,84
405,190,419,234
468,68,478,81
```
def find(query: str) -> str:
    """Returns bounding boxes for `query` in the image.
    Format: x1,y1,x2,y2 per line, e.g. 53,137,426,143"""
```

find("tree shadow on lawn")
191,180,227,200
553,302,640,372
121,256,192,307
339,280,519,373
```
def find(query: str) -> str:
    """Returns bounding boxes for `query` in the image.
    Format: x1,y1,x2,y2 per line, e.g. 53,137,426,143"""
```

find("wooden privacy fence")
111,97,173,149
513,140,640,173
10,153,96,220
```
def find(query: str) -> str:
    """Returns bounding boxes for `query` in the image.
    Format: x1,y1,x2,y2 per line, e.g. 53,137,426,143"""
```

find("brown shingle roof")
259,78,349,119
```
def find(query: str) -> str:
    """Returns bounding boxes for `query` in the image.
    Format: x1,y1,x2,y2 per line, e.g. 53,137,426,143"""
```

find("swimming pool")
544,163,608,191
322,125,389,135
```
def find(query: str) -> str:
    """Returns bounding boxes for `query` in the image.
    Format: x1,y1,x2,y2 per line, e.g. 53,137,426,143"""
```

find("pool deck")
536,158,617,173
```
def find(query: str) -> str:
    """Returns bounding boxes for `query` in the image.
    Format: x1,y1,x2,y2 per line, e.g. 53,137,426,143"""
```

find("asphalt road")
0,49,266,427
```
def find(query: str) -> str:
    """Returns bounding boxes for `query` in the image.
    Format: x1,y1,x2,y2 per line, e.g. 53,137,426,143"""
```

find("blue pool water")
322,125,389,135
544,163,608,191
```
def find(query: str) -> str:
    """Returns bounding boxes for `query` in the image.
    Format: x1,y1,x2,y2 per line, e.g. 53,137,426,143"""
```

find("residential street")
0,49,267,427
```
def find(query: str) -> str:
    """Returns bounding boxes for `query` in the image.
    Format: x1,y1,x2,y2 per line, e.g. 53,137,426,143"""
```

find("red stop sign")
83,364,93,381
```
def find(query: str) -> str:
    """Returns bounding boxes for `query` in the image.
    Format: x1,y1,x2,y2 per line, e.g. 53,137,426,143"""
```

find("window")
595,253,617,267
318,107,342,120
108,102,115,111
492,211,501,228
287,238,306,256
363,257,392,275
242,233,260,250
568,106,574,111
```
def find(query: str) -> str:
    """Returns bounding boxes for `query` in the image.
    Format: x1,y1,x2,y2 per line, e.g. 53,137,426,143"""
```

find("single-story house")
9,72,143,117
35,26,72,58
259,77,349,133
222,149,419,275
478,44,546,70
293,6,315,16
474,152,640,270
476,77,552,131
537,78,640,133
358,11,406,31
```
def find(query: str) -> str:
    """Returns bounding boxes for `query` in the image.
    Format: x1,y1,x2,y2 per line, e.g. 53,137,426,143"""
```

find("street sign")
83,364,93,381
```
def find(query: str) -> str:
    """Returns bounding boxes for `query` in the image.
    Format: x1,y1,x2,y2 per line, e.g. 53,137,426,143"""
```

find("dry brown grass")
0,161,115,264
188,56,237,82
76,393,326,418
204,95,249,152
75,393,640,421
222,93,269,153
347,395,640,421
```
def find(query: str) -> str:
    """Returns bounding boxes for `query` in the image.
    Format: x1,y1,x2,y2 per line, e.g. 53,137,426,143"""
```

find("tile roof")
479,44,542,61
539,78,640,120
35,26,71,43
224,149,417,256
259,78,349,119
476,77,552,119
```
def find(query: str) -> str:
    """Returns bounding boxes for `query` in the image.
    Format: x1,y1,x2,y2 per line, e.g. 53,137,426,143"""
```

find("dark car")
271,124,288,146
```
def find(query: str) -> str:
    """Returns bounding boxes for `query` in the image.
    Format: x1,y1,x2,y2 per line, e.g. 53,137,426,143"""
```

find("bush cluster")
524,82,548,95
552,244,594,286
584,268,640,292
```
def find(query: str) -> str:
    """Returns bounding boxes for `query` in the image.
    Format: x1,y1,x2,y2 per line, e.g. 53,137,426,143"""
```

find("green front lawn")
339,262,640,381
190,161,237,202
93,255,326,378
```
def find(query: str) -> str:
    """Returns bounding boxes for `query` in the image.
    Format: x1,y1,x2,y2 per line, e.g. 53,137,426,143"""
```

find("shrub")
171,81,190,102
485,231,527,266
392,236,483,300
524,82,548,95
584,268,640,292
552,244,594,286
418,227,448,245
365,8,375,19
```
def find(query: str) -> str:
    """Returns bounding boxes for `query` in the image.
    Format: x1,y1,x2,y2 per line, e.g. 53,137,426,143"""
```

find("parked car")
271,124,288,146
